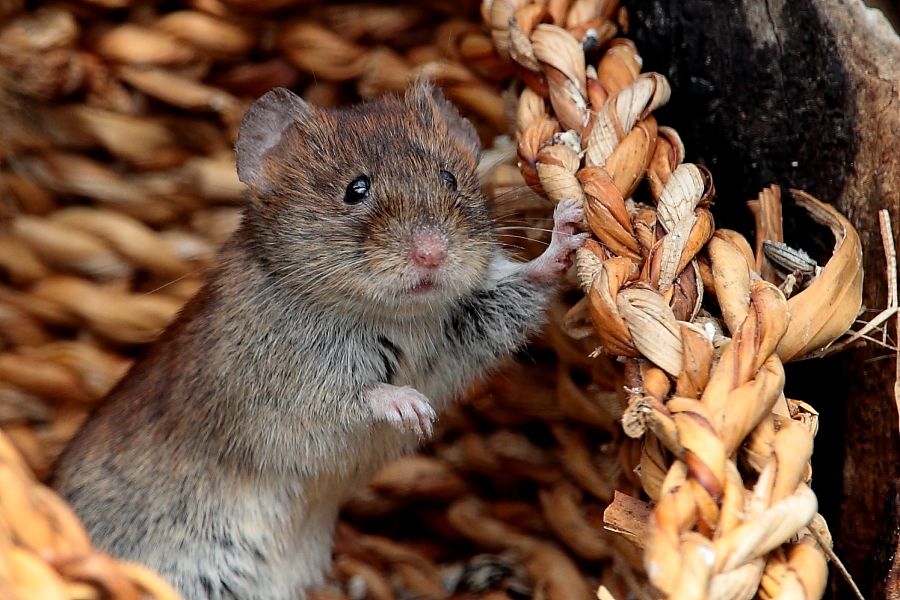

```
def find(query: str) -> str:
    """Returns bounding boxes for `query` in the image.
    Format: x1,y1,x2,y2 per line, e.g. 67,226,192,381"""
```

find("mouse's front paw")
526,199,589,283
365,383,436,439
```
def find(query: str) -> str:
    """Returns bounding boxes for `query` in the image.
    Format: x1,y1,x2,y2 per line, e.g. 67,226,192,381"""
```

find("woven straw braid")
0,426,180,599
480,1,863,599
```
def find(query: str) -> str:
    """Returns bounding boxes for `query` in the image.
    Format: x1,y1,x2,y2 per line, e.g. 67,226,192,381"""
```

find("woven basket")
0,1,864,599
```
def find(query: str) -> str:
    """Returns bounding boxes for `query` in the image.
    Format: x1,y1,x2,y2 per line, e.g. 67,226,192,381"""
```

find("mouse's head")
235,81,494,316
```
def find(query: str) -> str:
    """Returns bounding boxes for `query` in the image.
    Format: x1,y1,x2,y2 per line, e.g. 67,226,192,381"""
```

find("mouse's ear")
405,79,481,158
235,87,312,187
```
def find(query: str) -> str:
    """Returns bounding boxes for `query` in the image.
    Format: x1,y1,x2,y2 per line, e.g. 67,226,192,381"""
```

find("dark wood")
881,479,900,600
619,1,900,598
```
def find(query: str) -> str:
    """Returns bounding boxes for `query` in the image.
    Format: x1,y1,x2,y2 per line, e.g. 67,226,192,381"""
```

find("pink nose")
411,231,448,269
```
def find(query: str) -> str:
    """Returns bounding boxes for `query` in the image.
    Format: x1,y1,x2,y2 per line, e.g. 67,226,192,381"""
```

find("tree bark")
619,1,900,598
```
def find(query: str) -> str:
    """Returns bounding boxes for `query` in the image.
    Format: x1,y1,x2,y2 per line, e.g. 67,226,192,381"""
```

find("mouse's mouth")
407,278,436,295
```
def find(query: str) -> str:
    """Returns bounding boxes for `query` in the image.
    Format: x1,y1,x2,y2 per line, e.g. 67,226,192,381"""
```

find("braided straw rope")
0,427,180,599
481,1,863,599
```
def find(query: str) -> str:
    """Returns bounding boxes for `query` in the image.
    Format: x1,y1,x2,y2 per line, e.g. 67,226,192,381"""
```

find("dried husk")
117,66,241,113
604,116,657,199
579,167,641,261
50,208,193,279
775,190,864,361
280,22,368,81
94,25,199,67
54,104,189,169
0,427,180,599
530,25,588,131
536,144,585,205
617,287,683,377
154,11,256,58
588,258,641,357
596,39,641,95
538,480,612,560
12,215,134,280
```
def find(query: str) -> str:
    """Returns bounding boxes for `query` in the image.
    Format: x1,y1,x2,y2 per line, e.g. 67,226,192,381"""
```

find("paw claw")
524,200,589,282
366,384,436,439
565,232,591,252
554,199,586,230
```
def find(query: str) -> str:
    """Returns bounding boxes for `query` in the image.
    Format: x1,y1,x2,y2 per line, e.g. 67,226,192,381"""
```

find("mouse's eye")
344,175,370,205
440,170,457,192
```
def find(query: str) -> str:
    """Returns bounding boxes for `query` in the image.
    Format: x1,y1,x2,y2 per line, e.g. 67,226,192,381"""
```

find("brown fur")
54,82,586,600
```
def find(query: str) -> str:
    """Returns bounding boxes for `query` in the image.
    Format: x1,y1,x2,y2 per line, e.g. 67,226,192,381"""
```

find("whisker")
495,234,551,246
143,269,204,296
493,226,555,234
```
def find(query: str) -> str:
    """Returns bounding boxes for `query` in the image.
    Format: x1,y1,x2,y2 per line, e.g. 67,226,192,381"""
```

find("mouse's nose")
410,230,448,269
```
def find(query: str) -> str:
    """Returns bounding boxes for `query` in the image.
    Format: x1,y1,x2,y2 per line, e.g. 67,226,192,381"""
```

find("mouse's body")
53,82,586,600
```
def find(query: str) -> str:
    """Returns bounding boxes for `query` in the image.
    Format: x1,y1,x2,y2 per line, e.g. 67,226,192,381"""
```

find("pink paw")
365,383,436,438
526,199,589,282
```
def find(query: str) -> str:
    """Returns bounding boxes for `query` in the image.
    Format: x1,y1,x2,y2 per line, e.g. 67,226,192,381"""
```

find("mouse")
52,80,588,600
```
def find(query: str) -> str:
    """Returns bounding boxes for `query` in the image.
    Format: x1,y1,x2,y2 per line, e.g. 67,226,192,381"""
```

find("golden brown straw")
0,428,181,598
481,2,863,599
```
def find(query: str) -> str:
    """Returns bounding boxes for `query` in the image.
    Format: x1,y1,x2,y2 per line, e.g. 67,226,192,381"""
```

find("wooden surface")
620,0,900,597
